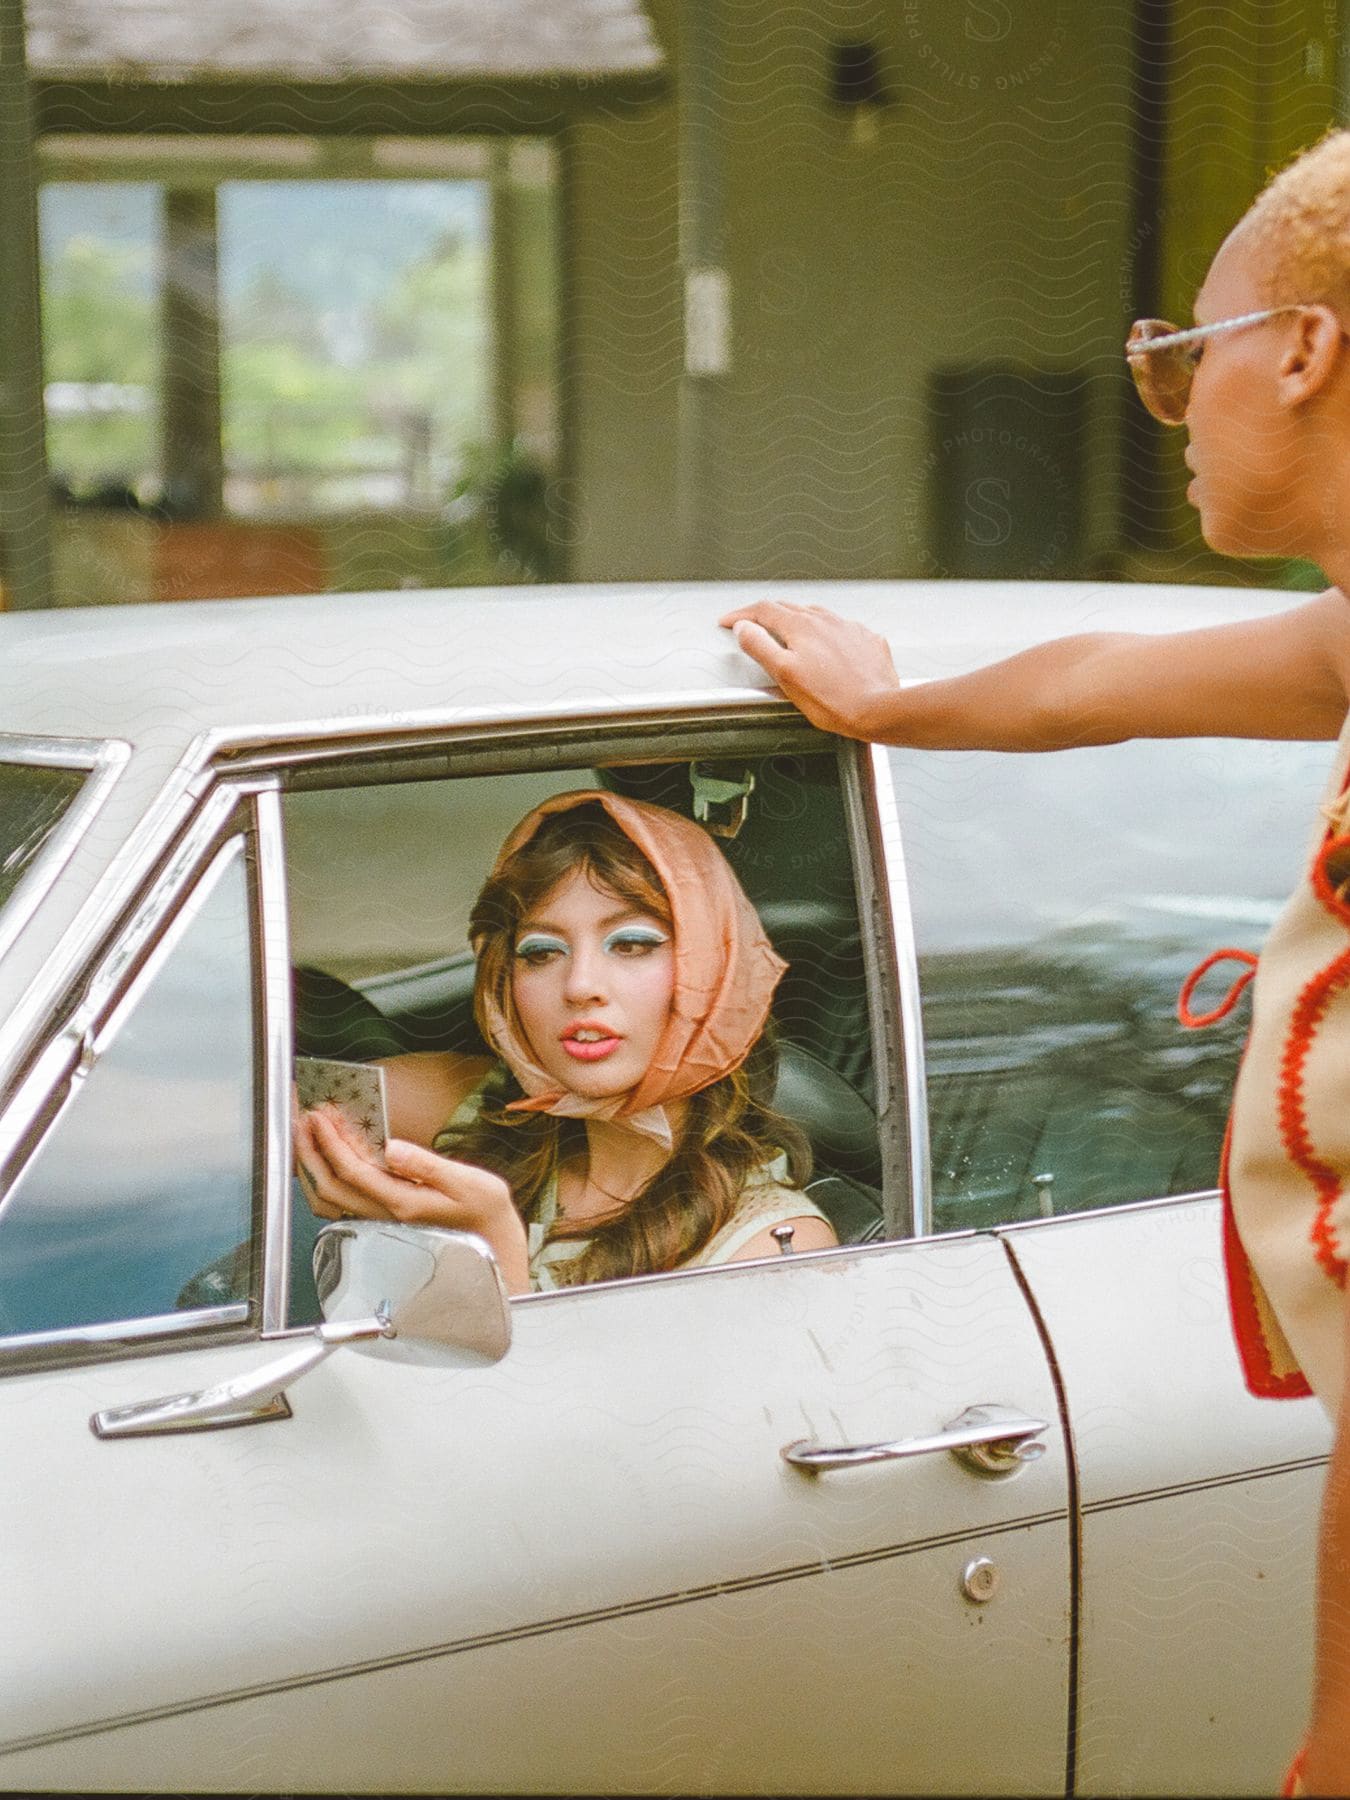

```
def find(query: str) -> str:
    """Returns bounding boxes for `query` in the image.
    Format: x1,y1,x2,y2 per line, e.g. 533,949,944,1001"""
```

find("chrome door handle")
782,1403,1050,1476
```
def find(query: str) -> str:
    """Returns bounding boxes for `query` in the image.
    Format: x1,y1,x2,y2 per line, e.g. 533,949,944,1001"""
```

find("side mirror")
314,1219,512,1367
91,1223,511,1441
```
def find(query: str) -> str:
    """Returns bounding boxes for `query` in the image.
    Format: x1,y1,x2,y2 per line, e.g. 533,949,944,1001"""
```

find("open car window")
890,736,1332,1231
281,749,889,1318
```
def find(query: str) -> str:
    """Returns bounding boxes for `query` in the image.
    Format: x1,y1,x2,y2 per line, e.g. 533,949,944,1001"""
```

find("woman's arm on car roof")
720,590,1350,749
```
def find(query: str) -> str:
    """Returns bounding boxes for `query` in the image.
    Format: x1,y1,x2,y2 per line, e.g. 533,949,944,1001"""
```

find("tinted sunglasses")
1125,305,1309,424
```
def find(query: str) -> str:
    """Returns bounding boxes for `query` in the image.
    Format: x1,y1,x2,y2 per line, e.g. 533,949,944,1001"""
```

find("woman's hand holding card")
296,1105,530,1293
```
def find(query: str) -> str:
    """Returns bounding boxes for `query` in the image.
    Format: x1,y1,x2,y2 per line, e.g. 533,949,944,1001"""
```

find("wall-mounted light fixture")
828,39,891,147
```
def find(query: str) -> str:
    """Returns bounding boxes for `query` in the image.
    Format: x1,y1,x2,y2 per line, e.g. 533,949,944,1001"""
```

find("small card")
294,1056,389,1162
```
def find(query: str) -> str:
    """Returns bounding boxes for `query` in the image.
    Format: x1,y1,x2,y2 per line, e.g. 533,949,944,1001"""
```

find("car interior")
287,750,887,1303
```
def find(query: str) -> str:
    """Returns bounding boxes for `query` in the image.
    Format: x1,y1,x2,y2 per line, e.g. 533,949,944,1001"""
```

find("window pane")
282,753,881,1312
891,739,1331,1230
39,183,161,505
220,180,489,519
0,840,256,1336
0,761,87,912
40,148,561,602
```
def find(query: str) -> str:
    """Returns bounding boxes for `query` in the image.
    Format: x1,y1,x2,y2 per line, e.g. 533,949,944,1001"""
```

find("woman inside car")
295,789,836,1294
723,127,1350,1796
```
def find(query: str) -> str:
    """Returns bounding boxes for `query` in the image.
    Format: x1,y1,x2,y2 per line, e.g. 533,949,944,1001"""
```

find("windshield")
0,761,88,913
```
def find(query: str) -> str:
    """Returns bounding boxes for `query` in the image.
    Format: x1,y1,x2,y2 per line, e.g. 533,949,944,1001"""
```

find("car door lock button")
961,1557,1000,1604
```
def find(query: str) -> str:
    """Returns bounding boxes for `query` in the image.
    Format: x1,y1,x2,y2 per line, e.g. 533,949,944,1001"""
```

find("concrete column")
676,0,729,580
0,0,53,609
489,140,519,456
1120,0,1170,552
161,187,224,518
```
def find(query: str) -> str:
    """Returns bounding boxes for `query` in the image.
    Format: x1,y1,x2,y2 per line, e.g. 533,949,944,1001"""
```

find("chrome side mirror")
314,1220,511,1366
92,1223,510,1440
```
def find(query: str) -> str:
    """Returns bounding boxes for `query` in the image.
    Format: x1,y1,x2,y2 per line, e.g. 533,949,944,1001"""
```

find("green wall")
567,0,1137,582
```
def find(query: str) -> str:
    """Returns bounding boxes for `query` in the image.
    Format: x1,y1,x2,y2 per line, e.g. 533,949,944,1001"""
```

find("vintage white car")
0,580,1334,1796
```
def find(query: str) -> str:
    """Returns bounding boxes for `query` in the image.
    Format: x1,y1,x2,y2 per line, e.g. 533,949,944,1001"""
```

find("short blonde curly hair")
1241,128,1350,311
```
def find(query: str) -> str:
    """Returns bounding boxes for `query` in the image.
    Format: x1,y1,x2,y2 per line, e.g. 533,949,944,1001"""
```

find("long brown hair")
438,802,810,1283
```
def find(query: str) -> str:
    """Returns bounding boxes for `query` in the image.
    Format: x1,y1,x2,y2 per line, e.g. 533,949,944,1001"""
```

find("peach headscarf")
474,789,786,1148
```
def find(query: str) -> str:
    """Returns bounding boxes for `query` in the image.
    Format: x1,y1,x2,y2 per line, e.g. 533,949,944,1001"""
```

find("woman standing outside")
725,128,1350,1794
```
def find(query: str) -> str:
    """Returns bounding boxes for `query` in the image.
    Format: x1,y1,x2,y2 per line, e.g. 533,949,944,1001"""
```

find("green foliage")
370,230,489,442
42,237,158,489
44,215,492,504
43,237,157,385
224,231,489,494
223,339,372,473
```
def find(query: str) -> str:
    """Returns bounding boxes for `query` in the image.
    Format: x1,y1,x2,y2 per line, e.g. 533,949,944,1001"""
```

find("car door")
2,739,1073,1797
888,732,1336,1798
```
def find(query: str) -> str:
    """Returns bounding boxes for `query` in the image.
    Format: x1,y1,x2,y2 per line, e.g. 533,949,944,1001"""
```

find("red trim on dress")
1203,766,1350,1401
1276,942,1350,1286
1177,947,1313,1398
1177,948,1259,1028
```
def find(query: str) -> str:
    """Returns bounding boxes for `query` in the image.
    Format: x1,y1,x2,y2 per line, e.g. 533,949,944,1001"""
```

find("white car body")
0,580,1333,1795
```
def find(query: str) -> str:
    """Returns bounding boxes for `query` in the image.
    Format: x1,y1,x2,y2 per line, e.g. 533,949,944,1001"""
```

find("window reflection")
0,840,255,1337
891,738,1331,1230
0,761,86,913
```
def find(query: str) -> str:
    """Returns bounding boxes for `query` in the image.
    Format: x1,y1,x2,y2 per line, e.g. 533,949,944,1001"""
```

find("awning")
28,0,667,134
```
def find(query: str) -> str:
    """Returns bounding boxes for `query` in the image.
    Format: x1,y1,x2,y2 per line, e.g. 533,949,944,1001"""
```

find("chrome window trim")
0,753,217,1079
203,690,803,774
253,1220,979,1338
252,786,295,1334
74,785,245,1045
0,734,130,966
0,1303,250,1369
836,741,913,1241
0,734,124,770
0,1032,82,1191
277,717,826,789
864,744,932,1238
992,1184,1223,1234
508,1224,991,1309
250,1180,967,1332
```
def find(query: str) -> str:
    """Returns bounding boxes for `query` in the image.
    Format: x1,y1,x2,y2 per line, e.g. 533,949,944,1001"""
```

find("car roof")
0,579,1307,750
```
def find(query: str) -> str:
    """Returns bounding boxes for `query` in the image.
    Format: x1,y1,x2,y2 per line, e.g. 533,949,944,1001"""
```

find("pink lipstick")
561,1022,621,1061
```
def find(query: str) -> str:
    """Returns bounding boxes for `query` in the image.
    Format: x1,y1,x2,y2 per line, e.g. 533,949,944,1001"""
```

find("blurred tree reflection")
924,931,1244,1230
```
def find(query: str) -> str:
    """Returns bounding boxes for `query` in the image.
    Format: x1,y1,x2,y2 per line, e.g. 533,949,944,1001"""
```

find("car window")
0,759,88,913
889,737,1332,1231
281,749,884,1316
0,837,257,1340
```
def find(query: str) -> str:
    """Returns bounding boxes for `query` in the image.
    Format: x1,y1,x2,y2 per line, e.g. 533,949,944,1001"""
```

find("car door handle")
782,1403,1050,1476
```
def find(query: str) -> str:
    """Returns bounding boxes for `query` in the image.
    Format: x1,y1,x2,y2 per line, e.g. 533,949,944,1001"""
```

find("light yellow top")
437,1078,827,1291
526,1153,829,1289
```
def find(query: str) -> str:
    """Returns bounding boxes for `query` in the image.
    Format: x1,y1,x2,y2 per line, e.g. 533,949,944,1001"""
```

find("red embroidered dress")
1225,711,1350,1408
